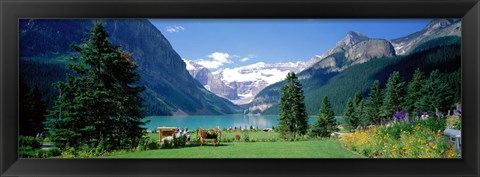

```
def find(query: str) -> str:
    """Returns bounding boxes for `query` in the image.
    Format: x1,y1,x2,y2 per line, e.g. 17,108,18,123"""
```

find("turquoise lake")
142,115,343,131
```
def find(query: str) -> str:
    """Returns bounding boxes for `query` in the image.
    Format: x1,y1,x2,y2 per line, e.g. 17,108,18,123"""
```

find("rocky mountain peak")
336,31,369,48
423,19,459,32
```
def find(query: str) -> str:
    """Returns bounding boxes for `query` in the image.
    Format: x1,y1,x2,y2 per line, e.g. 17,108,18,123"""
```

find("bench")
443,128,461,156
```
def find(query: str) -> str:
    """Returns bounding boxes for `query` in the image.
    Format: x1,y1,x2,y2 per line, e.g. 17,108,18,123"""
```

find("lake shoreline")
142,115,343,131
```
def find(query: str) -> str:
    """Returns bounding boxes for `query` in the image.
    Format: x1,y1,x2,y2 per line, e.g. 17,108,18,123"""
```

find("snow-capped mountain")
183,59,239,101
390,19,461,55
183,59,307,105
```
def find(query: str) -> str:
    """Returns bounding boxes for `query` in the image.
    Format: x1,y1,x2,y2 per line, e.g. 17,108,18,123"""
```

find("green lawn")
106,139,363,158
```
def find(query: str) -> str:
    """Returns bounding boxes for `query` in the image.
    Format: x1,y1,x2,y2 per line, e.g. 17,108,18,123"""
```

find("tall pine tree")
405,68,425,115
278,72,308,139
364,80,383,125
19,79,47,137
48,22,146,150
343,91,362,132
448,69,461,105
310,96,338,137
355,100,367,128
380,71,405,120
342,98,355,131
415,70,453,116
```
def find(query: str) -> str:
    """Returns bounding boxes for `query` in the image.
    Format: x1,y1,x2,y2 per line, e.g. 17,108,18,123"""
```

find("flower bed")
340,118,458,158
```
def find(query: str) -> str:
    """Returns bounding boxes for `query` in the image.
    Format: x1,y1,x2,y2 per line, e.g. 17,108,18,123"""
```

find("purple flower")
454,103,462,116
408,116,413,123
391,110,410,122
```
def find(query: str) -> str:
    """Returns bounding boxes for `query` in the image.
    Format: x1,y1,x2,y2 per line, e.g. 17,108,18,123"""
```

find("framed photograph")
1,0,479,176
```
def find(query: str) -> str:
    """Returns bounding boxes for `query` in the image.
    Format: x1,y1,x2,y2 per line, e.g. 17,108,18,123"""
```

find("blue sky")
149,19,431,71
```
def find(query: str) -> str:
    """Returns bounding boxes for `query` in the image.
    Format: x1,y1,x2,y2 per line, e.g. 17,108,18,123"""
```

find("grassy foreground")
106,139,363,158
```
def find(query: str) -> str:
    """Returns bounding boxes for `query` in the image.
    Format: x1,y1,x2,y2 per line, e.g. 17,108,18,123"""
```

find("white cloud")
195,59,225,69
240,57,250,62
207,52,233,64
191,52,233,69
166,25,185,33
189,52,260,69
239,54,257,62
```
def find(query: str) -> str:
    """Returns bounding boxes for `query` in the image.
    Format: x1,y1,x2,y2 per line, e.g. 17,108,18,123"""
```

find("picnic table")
157,127,178,142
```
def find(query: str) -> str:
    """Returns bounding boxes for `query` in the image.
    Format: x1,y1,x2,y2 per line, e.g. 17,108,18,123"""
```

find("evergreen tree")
48,22,145,150
310,96,338,137
278,72,308,139
405,68,425,115
19,80,46,137
415,70,453,116
448,69,461,105
343,91,362,132
364,80,383,125
380,71,405,120
342,98,355,131
355,100,367,128
352,91,363,106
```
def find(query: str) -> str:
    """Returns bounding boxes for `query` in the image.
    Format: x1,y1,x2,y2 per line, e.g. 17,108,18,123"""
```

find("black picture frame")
1,0,479,176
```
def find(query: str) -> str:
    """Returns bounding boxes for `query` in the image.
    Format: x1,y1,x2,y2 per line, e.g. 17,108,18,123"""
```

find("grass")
145,130,281,142
106,139,363,158
146,130,279,142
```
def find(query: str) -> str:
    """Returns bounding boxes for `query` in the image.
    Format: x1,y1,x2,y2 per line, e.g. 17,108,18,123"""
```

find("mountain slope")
390,19,461,55
20,19,240,116
304,32,396,75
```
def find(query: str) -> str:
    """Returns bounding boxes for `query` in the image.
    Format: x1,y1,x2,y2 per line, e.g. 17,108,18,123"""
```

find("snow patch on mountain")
184,60,307,105
183,58,196,70
214,62,306,85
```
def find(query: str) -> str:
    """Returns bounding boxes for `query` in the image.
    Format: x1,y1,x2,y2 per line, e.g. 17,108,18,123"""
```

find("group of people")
174,128,191,143
227,125,254,131
36,131,46,140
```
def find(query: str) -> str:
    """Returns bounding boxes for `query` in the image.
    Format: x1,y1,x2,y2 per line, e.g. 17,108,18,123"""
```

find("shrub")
162,139,173,148
173,135,187,147
147,141,160,150
19,146,37,158
36,148,62,158
19,136,42,150
446,115,461,130
269,137,279,142
19,147,62,158
235,134,241,141
47,147,62,156
243,132,250,142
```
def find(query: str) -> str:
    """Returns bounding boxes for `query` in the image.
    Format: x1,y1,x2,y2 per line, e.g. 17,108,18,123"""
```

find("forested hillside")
251,41,461,115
